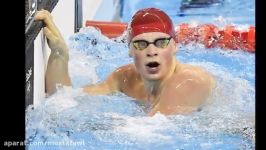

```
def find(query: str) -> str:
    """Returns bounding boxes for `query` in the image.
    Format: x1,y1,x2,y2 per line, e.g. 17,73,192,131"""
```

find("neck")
142,60,180,103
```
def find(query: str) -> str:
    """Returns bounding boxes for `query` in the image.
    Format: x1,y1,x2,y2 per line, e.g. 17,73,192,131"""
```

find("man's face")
129,32,177,81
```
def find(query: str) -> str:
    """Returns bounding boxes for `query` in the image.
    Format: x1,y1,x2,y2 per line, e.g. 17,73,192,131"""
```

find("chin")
142,73,163,81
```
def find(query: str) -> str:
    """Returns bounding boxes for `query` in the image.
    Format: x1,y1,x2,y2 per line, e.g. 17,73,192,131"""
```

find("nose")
146,45,158,57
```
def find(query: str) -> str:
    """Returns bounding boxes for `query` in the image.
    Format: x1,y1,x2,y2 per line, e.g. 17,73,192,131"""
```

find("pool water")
121,0,255,26
26,0,255,149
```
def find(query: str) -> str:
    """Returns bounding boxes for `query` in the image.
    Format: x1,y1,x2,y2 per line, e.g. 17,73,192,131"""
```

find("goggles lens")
132,37,172,51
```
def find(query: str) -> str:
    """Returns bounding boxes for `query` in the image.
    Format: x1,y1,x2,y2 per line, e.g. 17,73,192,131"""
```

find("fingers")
35,9,61,37
35,9,68,54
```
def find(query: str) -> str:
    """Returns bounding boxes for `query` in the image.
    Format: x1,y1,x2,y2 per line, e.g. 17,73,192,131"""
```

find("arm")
83,66,124,95
35,10,71,95
36,10,125,96
83,72,119,95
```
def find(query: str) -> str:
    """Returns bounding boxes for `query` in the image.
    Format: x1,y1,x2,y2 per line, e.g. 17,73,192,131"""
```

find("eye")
133,40,148,50
155,38,171,48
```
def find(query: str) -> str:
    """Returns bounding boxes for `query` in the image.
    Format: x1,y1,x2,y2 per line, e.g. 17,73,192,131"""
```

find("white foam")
26,24,255,148
114,113,174,142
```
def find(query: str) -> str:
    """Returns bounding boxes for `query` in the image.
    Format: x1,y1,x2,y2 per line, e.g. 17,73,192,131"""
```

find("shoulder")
173,63,215,87
108,63,140,87
108,63,143,94
83,64,137,94
157,63,215,113
111,63,137,78
177,63,208,76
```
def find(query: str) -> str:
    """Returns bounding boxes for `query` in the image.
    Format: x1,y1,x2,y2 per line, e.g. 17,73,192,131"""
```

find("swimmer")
35,8,215,115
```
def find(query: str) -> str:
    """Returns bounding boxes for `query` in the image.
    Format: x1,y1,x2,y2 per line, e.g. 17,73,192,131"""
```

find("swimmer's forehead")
131,32,171,41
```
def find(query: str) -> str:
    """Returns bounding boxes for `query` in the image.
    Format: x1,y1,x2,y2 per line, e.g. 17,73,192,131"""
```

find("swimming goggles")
132,37,172,51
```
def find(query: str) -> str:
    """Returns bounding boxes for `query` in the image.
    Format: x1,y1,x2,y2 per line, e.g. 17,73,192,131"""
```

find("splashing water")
26,26,254,149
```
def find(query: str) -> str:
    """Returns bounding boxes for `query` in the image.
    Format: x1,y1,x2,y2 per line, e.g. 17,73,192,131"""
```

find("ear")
172,41,178,55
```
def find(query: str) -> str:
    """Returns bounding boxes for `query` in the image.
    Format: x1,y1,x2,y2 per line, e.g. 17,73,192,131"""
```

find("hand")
34,9,69,59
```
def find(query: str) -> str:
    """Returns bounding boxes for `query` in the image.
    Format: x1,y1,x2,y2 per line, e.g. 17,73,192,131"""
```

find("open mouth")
146,61,160,68
145,61,160,74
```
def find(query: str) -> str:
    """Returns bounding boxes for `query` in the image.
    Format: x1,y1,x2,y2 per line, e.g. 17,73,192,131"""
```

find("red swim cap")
128,8,176,43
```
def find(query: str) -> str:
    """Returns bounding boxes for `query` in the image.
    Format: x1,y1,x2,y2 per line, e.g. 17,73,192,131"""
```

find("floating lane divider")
86,21,255,52
86,21,128,38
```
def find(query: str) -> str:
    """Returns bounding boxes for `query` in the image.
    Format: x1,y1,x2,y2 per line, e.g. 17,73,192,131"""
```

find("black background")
0,0,264,149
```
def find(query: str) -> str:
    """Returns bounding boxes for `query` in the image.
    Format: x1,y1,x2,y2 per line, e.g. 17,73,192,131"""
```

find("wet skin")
37,10,215,116
84,32,215,115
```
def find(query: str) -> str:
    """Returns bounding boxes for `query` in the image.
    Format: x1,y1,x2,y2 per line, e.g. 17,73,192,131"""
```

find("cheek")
161,51,174,65
133,53,144,69
161,44,176,65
